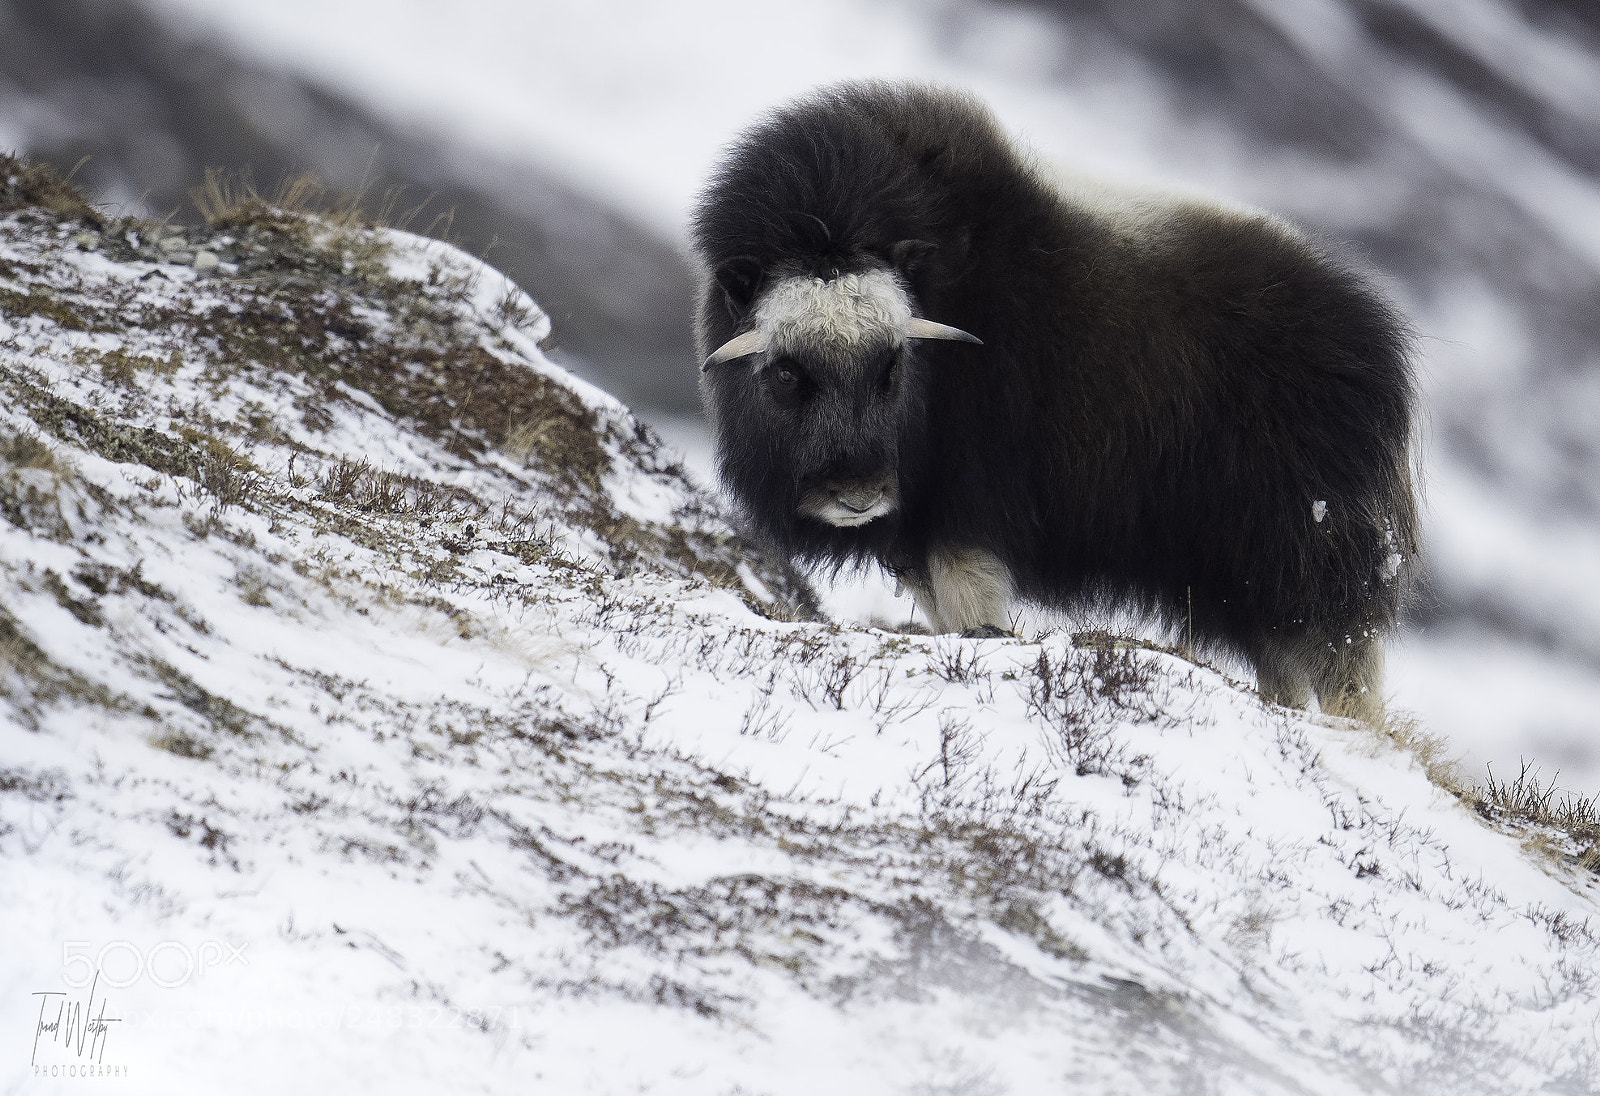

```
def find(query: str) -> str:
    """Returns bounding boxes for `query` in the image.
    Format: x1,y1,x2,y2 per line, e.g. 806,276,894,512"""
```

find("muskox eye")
767,361,807,402
880,359,897,392
769,361,804,389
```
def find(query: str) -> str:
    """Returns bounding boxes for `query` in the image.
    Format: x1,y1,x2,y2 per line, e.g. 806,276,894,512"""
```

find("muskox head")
699,263,979,550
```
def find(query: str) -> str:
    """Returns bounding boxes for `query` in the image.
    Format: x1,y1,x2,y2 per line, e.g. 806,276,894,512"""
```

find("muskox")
692,81,1418,722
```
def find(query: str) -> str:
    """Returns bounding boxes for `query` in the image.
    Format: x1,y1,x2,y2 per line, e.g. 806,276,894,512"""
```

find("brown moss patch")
0,429,64,473
143,658,257,738
0,609,123,728
74,346,182,386
151,729,214,761
0,285,88,331
0,373,200,479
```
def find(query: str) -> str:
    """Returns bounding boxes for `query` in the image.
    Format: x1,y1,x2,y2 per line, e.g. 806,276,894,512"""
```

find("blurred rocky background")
0,0,699,413
3,0,1597,788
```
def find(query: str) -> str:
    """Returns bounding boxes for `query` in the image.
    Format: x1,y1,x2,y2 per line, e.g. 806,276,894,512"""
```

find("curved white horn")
905,317,982,345
702,329,768,371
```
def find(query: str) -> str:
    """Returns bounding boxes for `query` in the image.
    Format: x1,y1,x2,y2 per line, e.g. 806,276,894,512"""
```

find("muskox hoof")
960,625,1012,640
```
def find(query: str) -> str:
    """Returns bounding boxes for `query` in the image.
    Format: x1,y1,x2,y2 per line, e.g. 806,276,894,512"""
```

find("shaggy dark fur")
692,81,1419,717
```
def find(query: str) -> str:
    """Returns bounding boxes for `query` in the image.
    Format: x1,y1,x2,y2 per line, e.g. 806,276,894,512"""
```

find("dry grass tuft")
191,167,450,238
1370,708,1467,795
1474,760,1600,869
0,153,102,225
196,449,264,512
192,169,337,231
150,730,214,761
1371,707,1600,873
1353,703,1600,874
502,412,611,494
315,457,485,522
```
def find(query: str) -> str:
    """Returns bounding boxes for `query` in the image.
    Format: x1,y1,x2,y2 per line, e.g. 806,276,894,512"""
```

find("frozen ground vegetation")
0,159,1597,1095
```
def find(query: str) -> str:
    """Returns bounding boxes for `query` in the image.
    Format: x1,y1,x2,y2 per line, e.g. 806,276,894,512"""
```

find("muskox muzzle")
798,469,900,528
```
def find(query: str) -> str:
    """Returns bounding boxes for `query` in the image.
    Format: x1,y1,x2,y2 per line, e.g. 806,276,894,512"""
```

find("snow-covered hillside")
2,163,1598,1095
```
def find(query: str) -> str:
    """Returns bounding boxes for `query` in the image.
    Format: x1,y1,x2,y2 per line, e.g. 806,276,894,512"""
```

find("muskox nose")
835,487,884,513
797,474,899,528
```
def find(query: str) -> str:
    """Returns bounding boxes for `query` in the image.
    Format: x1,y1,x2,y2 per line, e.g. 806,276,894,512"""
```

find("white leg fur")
915,548,1014,635
1254,632,1386,724
1315,633,1386,724
1254,648,1313,711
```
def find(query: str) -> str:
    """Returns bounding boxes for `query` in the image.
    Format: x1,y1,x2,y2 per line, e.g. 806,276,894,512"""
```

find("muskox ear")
713,255,764,318
890,239,937,281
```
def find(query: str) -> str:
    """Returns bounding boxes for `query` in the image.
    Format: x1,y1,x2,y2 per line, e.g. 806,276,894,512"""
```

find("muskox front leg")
1252,642,1315,713
907,547,1014,636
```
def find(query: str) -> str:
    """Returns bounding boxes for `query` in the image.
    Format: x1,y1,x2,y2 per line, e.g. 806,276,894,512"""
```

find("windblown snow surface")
1,195,1597,1094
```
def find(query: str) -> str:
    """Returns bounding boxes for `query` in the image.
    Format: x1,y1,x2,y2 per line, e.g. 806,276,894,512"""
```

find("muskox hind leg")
1252,631,1386,724
1312,631,1386,724
906,547,1014,636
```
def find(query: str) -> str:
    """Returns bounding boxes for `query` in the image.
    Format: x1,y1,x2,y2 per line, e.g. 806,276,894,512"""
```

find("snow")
1,205,1597,1093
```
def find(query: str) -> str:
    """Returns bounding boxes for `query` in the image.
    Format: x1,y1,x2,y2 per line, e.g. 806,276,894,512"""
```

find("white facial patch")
799,486,899,528
754,269,912,360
